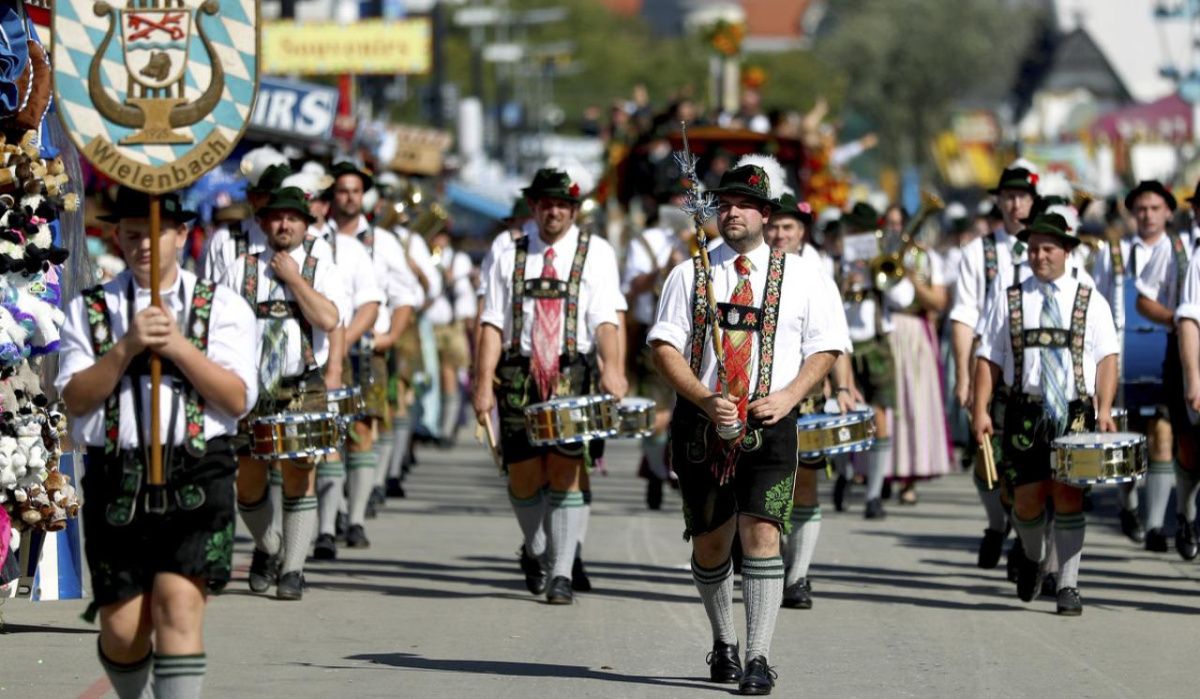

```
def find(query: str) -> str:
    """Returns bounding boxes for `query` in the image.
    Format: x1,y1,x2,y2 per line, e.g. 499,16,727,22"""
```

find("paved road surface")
3,437,1199,697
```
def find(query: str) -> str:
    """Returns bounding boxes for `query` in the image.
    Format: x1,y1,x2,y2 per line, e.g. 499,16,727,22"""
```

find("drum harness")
82,275,217,523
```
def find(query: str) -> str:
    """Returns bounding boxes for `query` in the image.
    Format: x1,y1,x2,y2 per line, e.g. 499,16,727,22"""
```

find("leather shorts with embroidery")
347,351,392,427
81,437,236,612
494,352,599,467
1002,397,1094,488
669,398,799,539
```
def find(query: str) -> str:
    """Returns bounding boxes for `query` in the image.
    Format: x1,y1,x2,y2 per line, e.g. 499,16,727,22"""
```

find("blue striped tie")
1040,284,1069,433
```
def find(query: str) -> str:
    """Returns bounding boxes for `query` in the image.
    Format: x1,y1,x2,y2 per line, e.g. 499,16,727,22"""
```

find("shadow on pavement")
343,652,720,691
0,623,96,635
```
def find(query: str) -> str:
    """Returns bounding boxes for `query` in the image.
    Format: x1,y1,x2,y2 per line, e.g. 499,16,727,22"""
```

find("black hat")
708,164,779,210
842,202,881,232
329,161,375,192
988,167,1039,195
522,168,583,203
247,163,293,195
505,197,532,221
1186,179,1200,204
1125,180,1177,212
1017,212,1079,248
256,187,315,224
98,187,197,224
772,192,814,225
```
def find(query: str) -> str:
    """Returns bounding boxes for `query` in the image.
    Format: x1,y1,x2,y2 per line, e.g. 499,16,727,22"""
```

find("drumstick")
981,436,996,490
483,413,502,472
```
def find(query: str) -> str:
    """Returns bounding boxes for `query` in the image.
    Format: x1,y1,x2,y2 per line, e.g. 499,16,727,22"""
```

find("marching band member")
322,162,417,549
1171,220,1200,560
950,165,1037,571
58,189,257,696
474,168,626,605
428,228,478,447
972,213,1119,616
622,186,688,509
201,147,292,282
765,191,854,610
220,187,346,600
650,163,847,693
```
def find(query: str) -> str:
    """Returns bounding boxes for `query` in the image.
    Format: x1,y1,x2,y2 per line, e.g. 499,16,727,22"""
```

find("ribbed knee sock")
866,438,891,501
691,556,737,644
1014,511,1047,564
267,467,283,551
237,491,280,556
152,653,206,699
440,390,461,440
97,641,152,699
509,489,547,558
1055,511,1086,589
742,555,785,662
643,433,670,480
546,490,585,581
1041,516,1058,576
389,417,414,479
784,505,821,586
347,451,376,526
974,472,1009,532
1117,480,1139,513
316,457,346,537
1174,465,1200,522
281,496,318,575
374,433,394,489
1145,460,1175,530
578,489,591,547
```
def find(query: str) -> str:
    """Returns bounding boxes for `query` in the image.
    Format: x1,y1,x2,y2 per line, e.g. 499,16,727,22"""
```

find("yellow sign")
263,18,431,75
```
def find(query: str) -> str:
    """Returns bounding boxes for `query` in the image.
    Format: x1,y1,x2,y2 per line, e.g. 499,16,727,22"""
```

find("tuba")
867,191,945,296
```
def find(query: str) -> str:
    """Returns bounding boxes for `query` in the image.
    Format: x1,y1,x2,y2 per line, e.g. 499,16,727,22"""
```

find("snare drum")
251,412,342,461
796,409,876,460
524,395,619,446
1051,431,1148,486
1110,407,1128,432
326,387,366,422
615,397,656,439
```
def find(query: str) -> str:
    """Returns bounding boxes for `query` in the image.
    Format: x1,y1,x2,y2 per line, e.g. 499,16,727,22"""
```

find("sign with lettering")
261,18,430,75
250,78,338,140
52,0,260,194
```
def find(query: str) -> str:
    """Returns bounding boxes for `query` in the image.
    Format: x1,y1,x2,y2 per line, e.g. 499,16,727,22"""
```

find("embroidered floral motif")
1007,286,1025,389
983,234,999,285
511,239,529,352
751,249,786,400
84,286,122,457
688,257,708,376
563,228,591,359
205,522,235,576
183,280,216,455
764,473,795,520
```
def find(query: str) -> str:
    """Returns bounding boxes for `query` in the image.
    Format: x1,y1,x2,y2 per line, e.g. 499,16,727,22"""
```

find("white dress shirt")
325,216,419,336
798,243,836,280
392,224,445,305
648,240,850,394
55,269,259,448
427,246,478,324
1173,249,1200,325
478,228,524,298
481,224,621,355
950,227,1026,333
203,218,335,285
220,240,347,375
844,251,946,343
1133,232,1193,315
622,226,686,325
976,272,1119,399
317,227,385,328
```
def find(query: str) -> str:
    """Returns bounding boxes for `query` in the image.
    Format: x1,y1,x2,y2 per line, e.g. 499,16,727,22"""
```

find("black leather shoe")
1016,553,1043,603
386,477,406,498
781,578,812,609
1040,573,1058,598
1006,539,1025,583
1175,516,1198,560
1119,508,1145,543
706,641,742,684
335,512,348,542
546,575,573,604
276,571,304,601
832,475,848,512
1145,527,1169,552
206,577,228,594
977,528,1006,569
346,524,370,548
738,656,776,695
518,545,548,595
864,497,886,520
248,548,279,593
312,533,337,561
646,477,664,510
1056,586,1082,616
571,549,592,592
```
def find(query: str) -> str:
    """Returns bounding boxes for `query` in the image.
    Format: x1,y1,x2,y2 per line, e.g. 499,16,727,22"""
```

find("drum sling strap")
687,249,786,470
242,236,319,370
509,227,592,362
1007,283,1091,401
81,277,216,524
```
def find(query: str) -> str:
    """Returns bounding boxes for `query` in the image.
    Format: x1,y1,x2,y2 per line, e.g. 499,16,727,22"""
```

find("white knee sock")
784,505,821,586
1055,512,1086,589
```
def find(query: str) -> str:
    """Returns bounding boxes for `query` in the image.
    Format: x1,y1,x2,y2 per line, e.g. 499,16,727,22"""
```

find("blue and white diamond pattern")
53,0,257,167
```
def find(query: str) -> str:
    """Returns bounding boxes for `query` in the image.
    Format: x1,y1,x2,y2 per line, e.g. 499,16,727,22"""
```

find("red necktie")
719,255,754,424
531,247,562,401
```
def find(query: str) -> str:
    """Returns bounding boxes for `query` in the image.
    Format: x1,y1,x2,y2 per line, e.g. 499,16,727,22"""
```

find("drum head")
797,410,873,430
1053,431,1145,448
619,397,655,410
256,411,338,425
327,387,361,399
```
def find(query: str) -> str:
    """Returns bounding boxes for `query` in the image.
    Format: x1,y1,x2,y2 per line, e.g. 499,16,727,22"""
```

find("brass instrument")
409,202,449,240
866,191,944,296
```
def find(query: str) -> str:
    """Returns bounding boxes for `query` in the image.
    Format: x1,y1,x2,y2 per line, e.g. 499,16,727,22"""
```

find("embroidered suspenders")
1007,284,1091,398
685,248,787,399
81,278,217,523
231,221,247,259
509,228,593,359
242,237,319,368
1169,233,1188,300
983,233,1023,307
